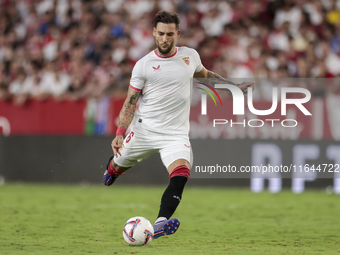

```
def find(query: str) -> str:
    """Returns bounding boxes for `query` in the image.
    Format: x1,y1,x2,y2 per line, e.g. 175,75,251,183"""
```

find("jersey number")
126,132,134,143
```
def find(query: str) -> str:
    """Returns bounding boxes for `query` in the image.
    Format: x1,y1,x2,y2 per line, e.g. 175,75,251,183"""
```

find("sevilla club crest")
182,57,190,66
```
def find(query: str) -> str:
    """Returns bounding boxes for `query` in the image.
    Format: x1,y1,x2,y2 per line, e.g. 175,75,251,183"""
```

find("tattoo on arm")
129,92,139,104
204,71,238,87
118,89,140,131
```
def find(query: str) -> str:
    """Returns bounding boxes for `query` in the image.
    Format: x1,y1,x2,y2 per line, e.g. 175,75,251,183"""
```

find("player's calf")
153,165,190,238
157,165,190,218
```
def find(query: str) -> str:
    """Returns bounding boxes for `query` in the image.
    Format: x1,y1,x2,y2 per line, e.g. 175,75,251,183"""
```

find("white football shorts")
113,125,193,169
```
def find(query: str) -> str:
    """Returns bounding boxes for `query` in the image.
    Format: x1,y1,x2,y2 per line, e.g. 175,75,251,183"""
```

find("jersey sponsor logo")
184,144,190,148
182,57,190,66
152,65,161,71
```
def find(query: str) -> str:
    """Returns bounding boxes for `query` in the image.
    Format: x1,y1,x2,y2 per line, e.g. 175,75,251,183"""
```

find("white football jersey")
129,46,203,135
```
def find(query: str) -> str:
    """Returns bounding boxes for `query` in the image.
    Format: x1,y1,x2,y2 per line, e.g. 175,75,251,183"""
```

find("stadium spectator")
39,61,71,99
8,68,29,105
1,0,340,103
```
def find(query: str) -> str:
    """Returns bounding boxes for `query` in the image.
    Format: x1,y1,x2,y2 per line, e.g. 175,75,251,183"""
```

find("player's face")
153,23,180,55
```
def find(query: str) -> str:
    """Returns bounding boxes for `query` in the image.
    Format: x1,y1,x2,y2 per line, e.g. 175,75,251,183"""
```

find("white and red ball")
123,216,154,246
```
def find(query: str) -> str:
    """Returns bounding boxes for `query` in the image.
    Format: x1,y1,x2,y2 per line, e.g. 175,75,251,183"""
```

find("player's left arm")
193,67,255,93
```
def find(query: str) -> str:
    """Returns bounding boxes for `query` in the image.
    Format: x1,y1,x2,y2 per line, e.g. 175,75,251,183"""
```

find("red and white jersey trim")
129,84,142,92
154,48,178,59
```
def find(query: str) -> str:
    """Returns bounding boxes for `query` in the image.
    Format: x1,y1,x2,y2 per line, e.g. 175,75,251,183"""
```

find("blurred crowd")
1,0,340,105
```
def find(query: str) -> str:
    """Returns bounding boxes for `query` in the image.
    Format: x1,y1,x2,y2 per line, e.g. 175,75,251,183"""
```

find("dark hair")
153,11,180,29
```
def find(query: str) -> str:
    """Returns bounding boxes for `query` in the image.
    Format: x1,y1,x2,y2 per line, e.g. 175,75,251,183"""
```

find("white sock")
154,217,167,225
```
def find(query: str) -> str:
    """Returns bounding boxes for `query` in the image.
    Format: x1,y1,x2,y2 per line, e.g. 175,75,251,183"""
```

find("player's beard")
157,41,174,55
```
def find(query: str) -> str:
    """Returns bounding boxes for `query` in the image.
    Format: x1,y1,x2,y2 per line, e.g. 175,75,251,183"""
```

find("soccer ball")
123,216,154,246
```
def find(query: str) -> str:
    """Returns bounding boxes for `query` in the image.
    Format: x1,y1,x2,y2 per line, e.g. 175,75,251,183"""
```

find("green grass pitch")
0,184,339,255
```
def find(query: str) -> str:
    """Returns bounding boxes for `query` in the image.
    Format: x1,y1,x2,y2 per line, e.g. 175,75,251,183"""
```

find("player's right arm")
111,87,141,157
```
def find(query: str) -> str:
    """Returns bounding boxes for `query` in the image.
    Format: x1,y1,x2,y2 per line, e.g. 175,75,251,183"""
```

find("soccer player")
103,11,254,239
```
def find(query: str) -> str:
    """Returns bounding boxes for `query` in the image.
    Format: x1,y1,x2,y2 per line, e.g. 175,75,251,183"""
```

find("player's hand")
238,82,255,94
111,135,124,157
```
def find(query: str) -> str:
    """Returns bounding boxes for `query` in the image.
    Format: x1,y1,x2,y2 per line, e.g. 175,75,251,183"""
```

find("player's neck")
156,47,177,57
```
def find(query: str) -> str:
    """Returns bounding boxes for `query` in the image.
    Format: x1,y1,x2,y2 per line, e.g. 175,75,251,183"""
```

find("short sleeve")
129,60,145,92
192,49,204,73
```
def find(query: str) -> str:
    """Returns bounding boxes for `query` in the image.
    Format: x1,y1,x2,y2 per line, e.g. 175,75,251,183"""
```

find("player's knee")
169,165,190,179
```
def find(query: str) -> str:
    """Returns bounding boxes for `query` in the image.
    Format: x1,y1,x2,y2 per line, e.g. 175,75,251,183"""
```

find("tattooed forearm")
118,89,140,131
129,92,139,104
204,71,238,87
195,69,254,94
118,104,135,130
